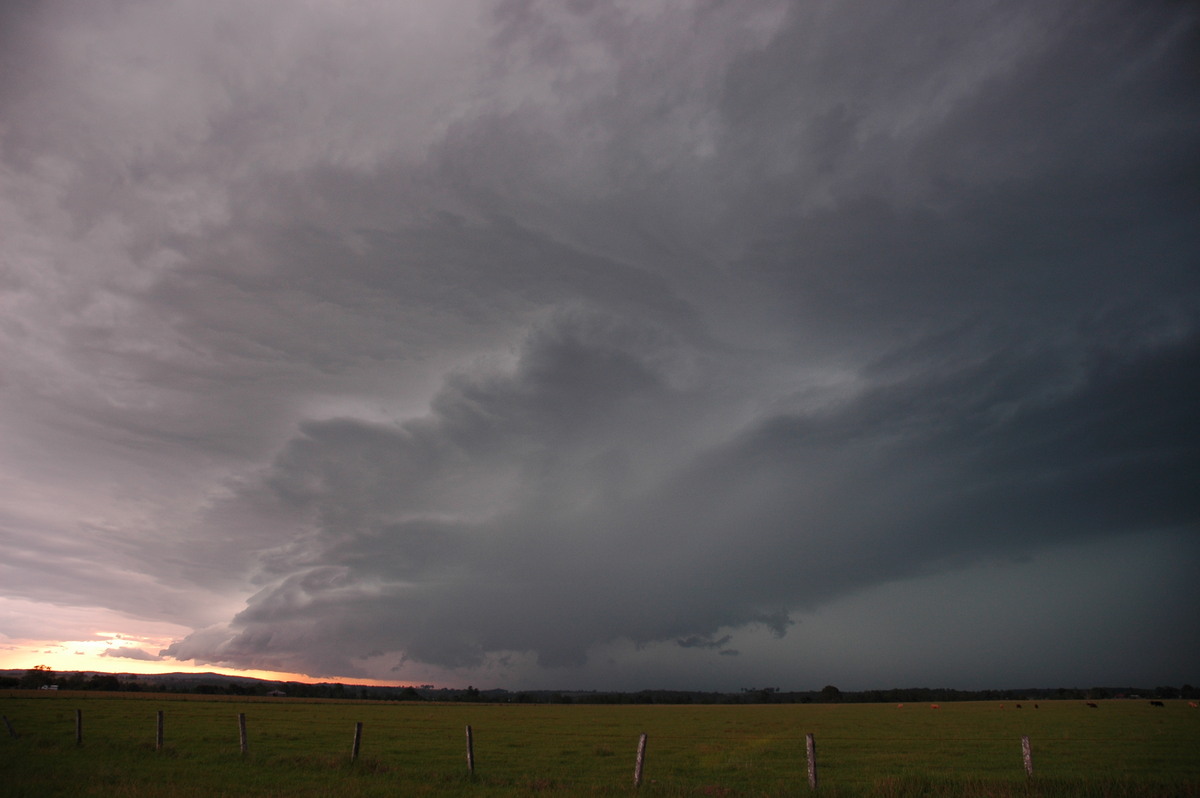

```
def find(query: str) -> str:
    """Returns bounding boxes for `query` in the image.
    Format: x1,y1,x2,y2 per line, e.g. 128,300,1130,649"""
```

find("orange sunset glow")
0,598,398,687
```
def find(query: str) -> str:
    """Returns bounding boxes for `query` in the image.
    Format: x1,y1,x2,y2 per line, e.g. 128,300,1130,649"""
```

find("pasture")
2,692,1198,797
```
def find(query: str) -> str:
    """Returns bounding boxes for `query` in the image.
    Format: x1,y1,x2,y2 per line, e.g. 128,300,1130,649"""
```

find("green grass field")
2,692,1198,797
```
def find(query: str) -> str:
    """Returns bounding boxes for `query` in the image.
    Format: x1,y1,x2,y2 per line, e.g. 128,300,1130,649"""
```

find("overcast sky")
1,0,1197,692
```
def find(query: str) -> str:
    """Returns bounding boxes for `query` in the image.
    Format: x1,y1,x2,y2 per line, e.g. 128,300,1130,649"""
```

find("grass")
2,693,1198,796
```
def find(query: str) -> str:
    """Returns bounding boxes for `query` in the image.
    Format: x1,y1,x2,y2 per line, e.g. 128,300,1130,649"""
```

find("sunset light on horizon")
0,598,408,686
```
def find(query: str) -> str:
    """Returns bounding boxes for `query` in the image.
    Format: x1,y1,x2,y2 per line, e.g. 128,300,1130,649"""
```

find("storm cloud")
2,0,1197,690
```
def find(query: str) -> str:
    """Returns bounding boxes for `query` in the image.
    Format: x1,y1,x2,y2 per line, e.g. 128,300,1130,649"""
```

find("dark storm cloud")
720,2,1200,356
3,0,1198,687
166,310,1198,677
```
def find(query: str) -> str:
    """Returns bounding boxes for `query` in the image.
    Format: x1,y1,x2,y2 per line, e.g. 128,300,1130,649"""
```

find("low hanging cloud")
677,635,734,651
164,307,1200,677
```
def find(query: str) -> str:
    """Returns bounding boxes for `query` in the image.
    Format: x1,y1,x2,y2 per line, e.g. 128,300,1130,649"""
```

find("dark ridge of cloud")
677,634,732,650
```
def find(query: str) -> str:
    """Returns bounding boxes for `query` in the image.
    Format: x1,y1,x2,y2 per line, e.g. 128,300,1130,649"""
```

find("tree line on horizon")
4,666,1194,705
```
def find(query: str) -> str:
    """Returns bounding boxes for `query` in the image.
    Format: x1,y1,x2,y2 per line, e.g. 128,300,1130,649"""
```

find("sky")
1,0,1197,693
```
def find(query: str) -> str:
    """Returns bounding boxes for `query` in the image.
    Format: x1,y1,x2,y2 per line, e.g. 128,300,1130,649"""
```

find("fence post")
238,713,248,756
1021,735,1033,777
806,733,818,790
156,710,164,752
2,716,17,739
465,725,475,776
351,722,363,762
633,732,648,788
75,709,82,746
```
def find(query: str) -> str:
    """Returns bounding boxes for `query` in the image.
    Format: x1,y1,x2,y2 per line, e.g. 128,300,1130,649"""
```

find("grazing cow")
1016,704,1022,709
1086,702,1098,708
897,704,904,708
1189,702,1198,709
1150,700,1165,707
930,704,940,709
1034,704,1039,709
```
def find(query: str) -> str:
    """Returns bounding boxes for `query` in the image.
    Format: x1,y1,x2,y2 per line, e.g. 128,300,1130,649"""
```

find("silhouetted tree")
87,674,121,691
820,684,842,702
20,665,55,689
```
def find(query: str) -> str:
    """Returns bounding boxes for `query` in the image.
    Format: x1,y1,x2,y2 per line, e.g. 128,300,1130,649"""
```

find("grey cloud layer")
2,0,1197,686
165,309,1199,676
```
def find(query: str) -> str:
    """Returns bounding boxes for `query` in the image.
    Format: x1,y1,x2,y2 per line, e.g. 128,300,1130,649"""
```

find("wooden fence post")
1021,735,1033,777
238,713,248,756
156,710,164,752
2,716,17,739
806,733,818,790
351,722,363,762
465,724,475,776
633,733,648,788
75,709,82,746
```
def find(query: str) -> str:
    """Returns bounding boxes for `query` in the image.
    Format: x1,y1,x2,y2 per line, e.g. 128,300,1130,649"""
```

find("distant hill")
1,670,1192,704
